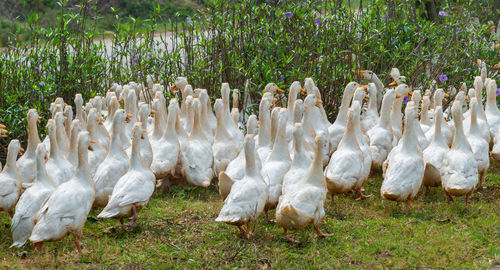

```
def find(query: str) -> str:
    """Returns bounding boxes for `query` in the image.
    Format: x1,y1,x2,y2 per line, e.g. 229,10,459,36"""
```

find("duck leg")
246,221,253,237
237,225,246,237
465,191,472,210
120,218,125,230
330,193,334,203
478,171,485,189
314,224,333,238
403,198,411,214
425,185,430,195
355,188,372,200
73,233,82,253
443,190,454,202
284,228,299,243
127,204,138,230
34,242,43,251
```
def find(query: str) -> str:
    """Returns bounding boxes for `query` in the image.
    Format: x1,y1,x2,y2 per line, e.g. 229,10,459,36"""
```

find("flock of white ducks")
0,62,499,249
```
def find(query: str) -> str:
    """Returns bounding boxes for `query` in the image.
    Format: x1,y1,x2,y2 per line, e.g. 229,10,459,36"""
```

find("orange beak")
396,93,402,98
388,81,398,87
18,147,25,155
277,87,285,94
444,93,449,98
90,139,97,144
0,124,6,129
150,110,156,115
37,116,42,123
170,85,179,92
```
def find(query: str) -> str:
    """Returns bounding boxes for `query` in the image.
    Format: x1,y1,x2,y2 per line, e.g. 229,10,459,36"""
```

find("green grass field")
0,164,498,269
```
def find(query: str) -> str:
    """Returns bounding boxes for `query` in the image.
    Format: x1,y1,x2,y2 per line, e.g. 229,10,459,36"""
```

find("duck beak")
396,93,402,98
88,145,94,151
98,118,105,125
361,85,368,89
389,81,398,87
273,97,278,102
315,100,323,107
18,147,24,155
442,98,448,102
150,110,156,116
0,124,6,129
300,87,307,95
465,97,470,102
277,87,285,94
90,139,96,144
408,90,413,97
170,85,179,92
125,113,133,123
37,116,42,122
358,70,365,77
444,93,449,98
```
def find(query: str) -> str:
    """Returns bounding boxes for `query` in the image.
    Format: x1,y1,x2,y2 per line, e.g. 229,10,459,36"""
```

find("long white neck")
391,98,403,129
378,93,394,129
75,139,91,184
130,131,145,169
431,109,447,146
268,113,290,161
302,136,325,187
215,109,231,142
35,149,53,186
451,107,470,152
4,144,19,175
189,103,206,141
27,116,41,153
371,74,384,93
420,101,430,125
469,100,481,137
287,87,298,124
401,113,419,155
258,104,271,147
109,117,125,156
335,90,354,125
486,80,499,113
368,90,378,115
162,107,178,141
244,139,259,179
292,129,308,167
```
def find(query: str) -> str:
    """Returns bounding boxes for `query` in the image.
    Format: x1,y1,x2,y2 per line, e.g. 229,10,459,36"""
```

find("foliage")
0,0,499,160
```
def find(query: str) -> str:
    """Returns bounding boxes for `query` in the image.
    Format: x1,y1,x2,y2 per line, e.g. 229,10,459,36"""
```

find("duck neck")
391,98,403,128
36,151,52,186
469,103,481,136
153,108,163,139
27,117,41,153
379,95,393,129
49,129,61,160
190,107,205,141
401,117,419,154
368,91,378,114
287,89,298,124
292,133,307,166
420,102,430,125
486,84,499,112
4,146,18,175
269,117,290,161
244,142,259,178
215,110,231,141
335,92,352,125
75,142,91,183
431,112,446,145
110,119,125,155
162,108,178,141
303,138,325,187
371,74,384,93
130,133,145,169
452,110,469,151
258,107,271,147
338,116,359,151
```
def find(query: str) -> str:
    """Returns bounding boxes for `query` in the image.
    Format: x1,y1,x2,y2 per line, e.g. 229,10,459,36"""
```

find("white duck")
55,112,70,157
440,101,478,210
261,109,291,221
422,106,449,193
94,110,130,207
466,98,490,188
219,115,261,200
75,93,86,129
367,89,397,170
492,125,500,162
87,108,108,177
136,104,153,167
63,105,73,138
215,135,268,237
45,119,73,186
0,140,22,217
98,123,155,230
325,104,364,199
104,96,119,133
328,82,359,153
181,98,215,188
464,89,490,144
381,104,424,213
29,132,95,253
351,95,372,199
256,97,273,163
11,144,56,248
213,99,238,176
149,98,164,146
17,109,41,184
276,132,332,242
282,123,313,195
221,83,244,147
361,83,379,131
151,99,180,180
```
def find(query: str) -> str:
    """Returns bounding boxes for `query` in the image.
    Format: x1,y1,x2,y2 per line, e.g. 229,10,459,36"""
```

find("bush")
0,0,498,160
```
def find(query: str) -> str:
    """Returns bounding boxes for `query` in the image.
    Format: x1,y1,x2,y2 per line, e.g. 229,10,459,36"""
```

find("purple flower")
455,27,460,33
285,12,292,18
382,15,388,20
186,17,192,23
496,89,500,96
403,97,409,103
356,32,362,38
35,67,41,73
439,74,448,82
315,18,321,26
279,75,283,82
39,82,45,87
439,11,446,16
132,57,137,67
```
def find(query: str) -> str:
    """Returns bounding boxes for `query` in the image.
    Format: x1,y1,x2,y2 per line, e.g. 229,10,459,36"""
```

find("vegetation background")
0,1,498,268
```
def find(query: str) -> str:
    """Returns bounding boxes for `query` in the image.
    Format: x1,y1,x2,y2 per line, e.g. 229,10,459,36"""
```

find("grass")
0,162,498,268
